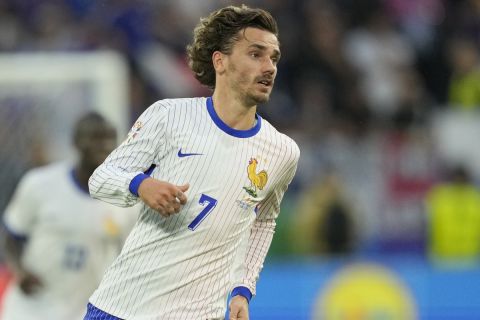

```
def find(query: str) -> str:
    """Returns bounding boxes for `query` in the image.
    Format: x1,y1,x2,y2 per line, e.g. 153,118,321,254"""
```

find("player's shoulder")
135,97,206,125
260,118,300,163
150,97,206,112
20,162,68,187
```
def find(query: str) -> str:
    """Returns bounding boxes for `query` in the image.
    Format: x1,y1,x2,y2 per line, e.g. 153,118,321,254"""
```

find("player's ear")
212,51,226,74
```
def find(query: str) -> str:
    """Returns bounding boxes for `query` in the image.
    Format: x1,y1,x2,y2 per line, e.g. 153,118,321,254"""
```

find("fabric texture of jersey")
1,163,138,320
88,97,300,319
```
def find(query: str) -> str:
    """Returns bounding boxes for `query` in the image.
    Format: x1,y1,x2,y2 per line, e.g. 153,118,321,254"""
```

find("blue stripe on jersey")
206,97,261,138
84,303,124,320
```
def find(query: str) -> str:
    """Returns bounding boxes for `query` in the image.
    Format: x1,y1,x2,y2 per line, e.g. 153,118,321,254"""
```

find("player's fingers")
168,201,181,215
172,202,181,213
149,201,161,213
166,204,177,215
158,208,169,217
177,192,187,205
177,183,190,193
175,191,187,205
153,202,170,217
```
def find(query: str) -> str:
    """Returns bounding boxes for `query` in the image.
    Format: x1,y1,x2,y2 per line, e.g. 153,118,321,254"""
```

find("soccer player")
1,113,138,320
85,5,300,320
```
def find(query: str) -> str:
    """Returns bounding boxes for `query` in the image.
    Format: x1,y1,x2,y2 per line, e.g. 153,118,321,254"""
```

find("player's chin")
251,91,271,104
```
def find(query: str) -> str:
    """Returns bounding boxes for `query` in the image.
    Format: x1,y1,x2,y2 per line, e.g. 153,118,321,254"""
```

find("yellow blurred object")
103,216,120,237
314,263,416,320
449,69,480,109
426,183,480,261
289,173,354,255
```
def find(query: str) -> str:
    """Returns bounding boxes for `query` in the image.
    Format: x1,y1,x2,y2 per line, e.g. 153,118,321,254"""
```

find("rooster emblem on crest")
243,158,268,198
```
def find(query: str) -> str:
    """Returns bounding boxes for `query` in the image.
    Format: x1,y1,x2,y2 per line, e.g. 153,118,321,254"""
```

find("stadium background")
2,0,480,319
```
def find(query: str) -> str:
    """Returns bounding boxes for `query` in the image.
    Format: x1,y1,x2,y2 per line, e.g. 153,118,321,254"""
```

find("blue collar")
206,97,261,138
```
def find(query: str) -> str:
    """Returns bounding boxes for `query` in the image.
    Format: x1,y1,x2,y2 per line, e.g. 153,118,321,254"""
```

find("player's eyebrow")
248,43,281,59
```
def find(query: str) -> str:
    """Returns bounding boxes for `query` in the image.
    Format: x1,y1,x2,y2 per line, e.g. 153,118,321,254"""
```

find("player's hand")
138,178,189,217
17,271,43,295
229,295,249,320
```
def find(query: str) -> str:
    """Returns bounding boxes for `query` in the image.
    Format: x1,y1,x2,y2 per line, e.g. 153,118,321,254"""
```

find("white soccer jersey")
1,163,138,320
88,97,300,319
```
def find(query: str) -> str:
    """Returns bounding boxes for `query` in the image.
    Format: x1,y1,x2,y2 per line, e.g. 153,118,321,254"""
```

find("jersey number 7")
188,194,217,231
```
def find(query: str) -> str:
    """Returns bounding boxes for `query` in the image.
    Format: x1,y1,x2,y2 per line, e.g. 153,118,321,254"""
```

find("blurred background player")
0,112,138,320
425,165,480,265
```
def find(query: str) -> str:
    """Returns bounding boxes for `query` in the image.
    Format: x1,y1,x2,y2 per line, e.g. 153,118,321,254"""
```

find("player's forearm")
88,102,168,207
88,163,142,207
237,218,276,296
2,231,43,295
237,160,298,292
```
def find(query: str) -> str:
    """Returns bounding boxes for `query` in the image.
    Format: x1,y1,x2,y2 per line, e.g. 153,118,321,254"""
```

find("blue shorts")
84,302,225,320
84,303,124,320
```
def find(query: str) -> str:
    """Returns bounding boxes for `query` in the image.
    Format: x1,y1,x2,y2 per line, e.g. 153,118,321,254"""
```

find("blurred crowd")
2,0,480,261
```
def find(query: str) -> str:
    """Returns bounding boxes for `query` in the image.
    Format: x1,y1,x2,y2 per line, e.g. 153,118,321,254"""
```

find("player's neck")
73,164,92,190
211,91,257,130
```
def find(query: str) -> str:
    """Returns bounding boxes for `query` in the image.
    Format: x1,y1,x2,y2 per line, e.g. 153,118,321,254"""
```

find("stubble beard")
244,91,270,106
229,63,272,106
231,80,271,107
246,77,274,106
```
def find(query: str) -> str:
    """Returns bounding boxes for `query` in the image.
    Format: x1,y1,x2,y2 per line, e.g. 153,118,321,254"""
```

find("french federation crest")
243,158,268,198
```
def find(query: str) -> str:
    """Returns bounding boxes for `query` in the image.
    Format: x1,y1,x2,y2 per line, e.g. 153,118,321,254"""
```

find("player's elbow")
88,170,102,198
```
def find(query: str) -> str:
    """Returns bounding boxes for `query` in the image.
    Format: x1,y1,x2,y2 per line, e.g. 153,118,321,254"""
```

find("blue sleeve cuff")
129,173,150,197
2,220,28,242
129,164,157,197
231,286,253,303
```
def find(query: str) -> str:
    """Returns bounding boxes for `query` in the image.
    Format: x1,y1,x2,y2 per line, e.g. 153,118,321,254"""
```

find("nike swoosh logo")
178,148,203,157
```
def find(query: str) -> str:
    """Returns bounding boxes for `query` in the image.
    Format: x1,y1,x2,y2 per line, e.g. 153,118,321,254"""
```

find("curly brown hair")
186,5,278,89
